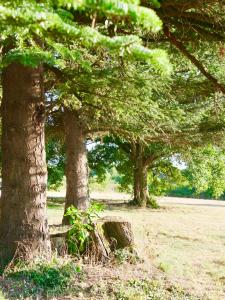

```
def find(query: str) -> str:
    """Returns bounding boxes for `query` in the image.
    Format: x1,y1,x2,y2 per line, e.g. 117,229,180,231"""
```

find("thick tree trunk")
0,63,51,271
63,108,89,224
133,143,149,207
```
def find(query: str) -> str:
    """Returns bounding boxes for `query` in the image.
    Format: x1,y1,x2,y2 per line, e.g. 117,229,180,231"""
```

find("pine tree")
0,0,168,269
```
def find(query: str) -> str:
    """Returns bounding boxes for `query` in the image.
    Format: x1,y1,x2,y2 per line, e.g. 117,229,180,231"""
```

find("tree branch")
163,25,225,94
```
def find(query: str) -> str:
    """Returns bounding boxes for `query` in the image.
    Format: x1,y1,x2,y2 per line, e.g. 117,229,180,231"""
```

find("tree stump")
101,217,134,250
50,217,134,260
88,226,110,263
50,231,68,256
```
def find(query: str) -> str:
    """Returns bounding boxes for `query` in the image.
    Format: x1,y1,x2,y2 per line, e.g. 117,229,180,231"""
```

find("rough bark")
63,108,89,224
133,143,150,207
0,63,51,271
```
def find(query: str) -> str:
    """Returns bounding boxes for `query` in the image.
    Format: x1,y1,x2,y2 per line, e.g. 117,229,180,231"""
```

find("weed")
65,202,104,256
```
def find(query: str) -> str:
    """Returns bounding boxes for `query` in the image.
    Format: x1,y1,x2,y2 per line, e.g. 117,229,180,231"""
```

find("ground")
1,194,225,299
47,194,225,300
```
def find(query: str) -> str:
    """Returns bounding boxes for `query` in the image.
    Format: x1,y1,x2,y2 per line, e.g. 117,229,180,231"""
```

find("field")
48,195,225,300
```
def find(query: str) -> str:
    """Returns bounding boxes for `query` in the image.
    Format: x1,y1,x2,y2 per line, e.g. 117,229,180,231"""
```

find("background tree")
46,137,65,191
182,145,225,199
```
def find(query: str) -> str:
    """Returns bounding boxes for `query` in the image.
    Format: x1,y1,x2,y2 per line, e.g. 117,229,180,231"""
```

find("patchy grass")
47,199,225,299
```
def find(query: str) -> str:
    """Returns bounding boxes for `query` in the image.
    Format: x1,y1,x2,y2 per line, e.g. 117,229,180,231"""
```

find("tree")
0,0,169,268
46,0,225,214
46,137,65,190
46,31,171,221
63,108,89,223
0,61,51,270
88,54,225,207
183,145,225,199
88,137,183,206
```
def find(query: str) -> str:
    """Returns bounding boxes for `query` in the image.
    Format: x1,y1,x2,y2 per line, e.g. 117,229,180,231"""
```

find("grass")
47,199,225,300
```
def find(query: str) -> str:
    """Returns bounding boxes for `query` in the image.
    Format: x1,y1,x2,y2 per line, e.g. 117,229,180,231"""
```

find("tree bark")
133,143,149,207
0,63,51,271
63,108,89,224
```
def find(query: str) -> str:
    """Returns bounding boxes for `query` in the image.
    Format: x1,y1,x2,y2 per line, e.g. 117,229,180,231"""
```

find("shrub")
64,202,104,256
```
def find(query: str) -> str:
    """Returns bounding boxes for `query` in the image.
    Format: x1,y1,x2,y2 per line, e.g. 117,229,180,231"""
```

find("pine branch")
159,0,218,11
163,25,225,94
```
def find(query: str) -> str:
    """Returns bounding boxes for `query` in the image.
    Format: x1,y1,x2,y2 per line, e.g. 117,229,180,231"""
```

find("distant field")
48,196,225,300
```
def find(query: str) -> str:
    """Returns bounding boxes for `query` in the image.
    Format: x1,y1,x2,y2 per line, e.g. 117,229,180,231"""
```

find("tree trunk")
63,108,89,224
133,143,149,207
0,63,51,271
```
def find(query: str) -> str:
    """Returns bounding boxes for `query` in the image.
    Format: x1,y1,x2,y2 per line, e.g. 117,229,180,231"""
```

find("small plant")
64,202,104,256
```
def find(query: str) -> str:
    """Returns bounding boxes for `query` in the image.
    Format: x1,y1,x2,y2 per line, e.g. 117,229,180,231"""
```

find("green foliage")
167,186,196,198
148,158,186,196
65,203,104,255
3,258,81,298
183,145,225,199
0,0,171,74
2,48,57,68
147,195,159,209
56,0,163,32
46,138,65,190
